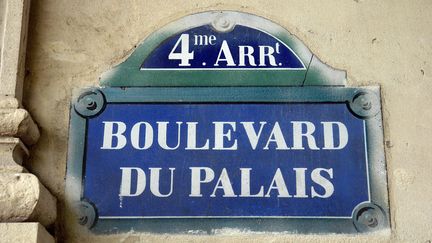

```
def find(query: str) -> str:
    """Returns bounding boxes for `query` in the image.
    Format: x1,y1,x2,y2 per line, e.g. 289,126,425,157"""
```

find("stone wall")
1,0,431,242
0,0,55,242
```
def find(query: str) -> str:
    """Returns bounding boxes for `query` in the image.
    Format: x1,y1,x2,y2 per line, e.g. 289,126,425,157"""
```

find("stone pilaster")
0,173,57,226
0,137,28,173
0,0,57,241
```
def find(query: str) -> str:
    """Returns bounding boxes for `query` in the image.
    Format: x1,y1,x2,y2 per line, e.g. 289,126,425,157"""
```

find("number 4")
168,34,194,66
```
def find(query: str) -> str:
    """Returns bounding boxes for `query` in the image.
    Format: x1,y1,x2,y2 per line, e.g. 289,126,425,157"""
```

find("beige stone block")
0,97,19,109
0,173,57,227
0,108,40,145
0,0,30,103
0,222,54,243
0,137,28,173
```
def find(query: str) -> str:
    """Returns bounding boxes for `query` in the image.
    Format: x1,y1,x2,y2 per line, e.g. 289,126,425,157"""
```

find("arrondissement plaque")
66,11,389,234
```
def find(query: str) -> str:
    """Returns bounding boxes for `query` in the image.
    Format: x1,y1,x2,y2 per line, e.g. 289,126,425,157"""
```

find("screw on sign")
353,203,386,232
77,201,97,229
349,91,380,119
359,209,378,228
212,15,235,32
84,97,97,111
74,89,106,118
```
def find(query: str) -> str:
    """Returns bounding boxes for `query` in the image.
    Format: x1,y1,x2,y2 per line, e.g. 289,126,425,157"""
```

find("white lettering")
259,46,277,66
119,167,146,197
264,122,289,150
238,46,256,66
241,121,266,150
214,41,236,66
101,121,127,149
213,122,238,150
294,168,308,198
189,167,215,197
130,122,153,150
265,168,291,197
157,122,182,150
322,122,348,150
311,168,334,198
210,168,237,197
240,168,264,197
185,122,210,150
149,167,175,197
291,121,319,150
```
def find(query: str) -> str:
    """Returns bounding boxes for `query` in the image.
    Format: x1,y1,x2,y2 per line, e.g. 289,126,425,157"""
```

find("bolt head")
349,90,380,119
353,202,386,232
212,14,235,33
74,89,105,118
77,200,97,229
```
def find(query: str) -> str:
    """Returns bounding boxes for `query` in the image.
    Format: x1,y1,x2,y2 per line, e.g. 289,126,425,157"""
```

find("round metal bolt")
212,14,235,33
84,97,97,110
353,202,386,232
74,88,106,118
359,209,378,227
348,90,380,119
220,19,229,28
77,200,97,229
359,96,372,110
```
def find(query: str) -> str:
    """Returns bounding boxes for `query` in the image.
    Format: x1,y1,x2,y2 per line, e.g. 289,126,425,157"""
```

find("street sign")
85,102,368,218
140,25,306,70
66,11,389,234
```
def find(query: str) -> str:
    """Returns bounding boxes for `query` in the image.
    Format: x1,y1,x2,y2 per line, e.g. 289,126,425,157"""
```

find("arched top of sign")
100,11,346,87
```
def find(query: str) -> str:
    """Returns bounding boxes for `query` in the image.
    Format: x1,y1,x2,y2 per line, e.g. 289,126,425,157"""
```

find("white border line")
140,67,306,71
348,122,372,219
363,120,372,201
100,216,352,219
99,111,371,221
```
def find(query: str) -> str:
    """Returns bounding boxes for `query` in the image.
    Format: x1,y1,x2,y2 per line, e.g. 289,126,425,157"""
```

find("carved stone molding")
0,0,57,240
0,173,57,227
0,0,30,103
0,137,28,173
0,108,40,146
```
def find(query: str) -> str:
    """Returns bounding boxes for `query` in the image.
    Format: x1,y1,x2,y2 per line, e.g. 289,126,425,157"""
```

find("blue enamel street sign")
85,103,368,218
67,87,389,234
141,25,306,70
66,11,389,234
